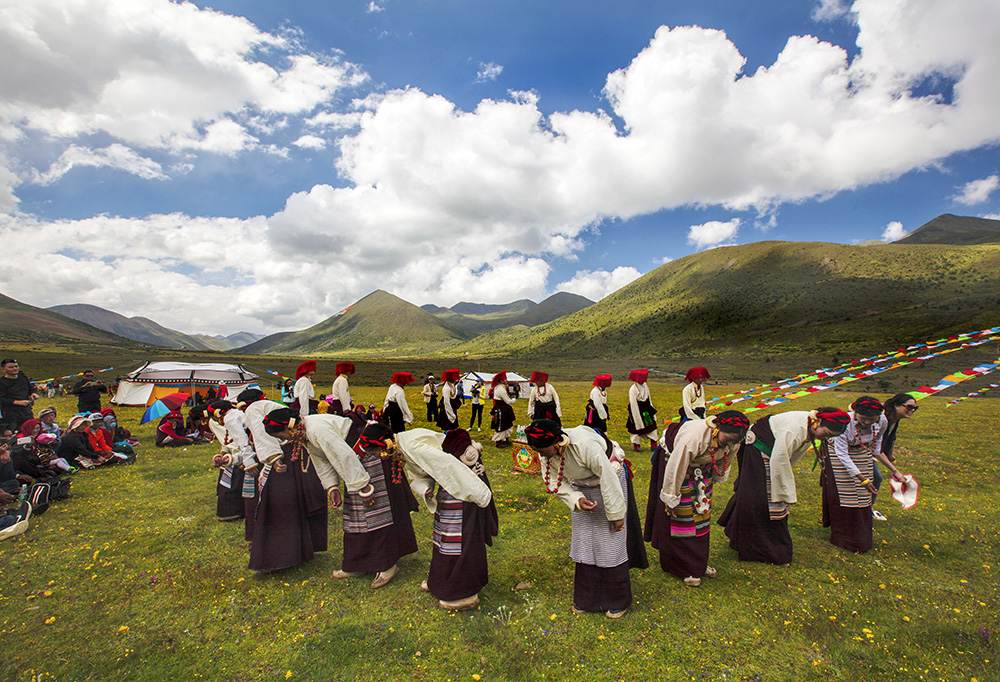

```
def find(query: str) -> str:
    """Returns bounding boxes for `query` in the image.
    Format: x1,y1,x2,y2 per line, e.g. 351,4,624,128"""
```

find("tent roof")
460,371,529,384
123,361,258,384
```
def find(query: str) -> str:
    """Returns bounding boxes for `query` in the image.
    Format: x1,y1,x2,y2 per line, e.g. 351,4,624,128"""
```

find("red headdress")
814,408,850,427
593,374,612,388
391,372,415,385
336,362,356,376
685,367,710,382
530,371,549,384
491,371,508,388
441,369,461,382
713,411,750,432
851,396,884,414
165,410,183,420
628,369,648,383
295,360,316,379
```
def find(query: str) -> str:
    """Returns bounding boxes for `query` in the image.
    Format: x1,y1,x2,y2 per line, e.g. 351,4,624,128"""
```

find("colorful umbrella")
140,393,190,425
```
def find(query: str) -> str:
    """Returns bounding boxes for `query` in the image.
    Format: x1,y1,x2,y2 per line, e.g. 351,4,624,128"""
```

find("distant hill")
895,214,1000,245
455,240,1000,358
190,331,265,350
422,292,594,334
49,304,223,350
240,290,473,356
0,294,132,346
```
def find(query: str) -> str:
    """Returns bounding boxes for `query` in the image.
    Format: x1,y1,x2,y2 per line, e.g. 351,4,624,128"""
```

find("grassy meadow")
1,379,997,682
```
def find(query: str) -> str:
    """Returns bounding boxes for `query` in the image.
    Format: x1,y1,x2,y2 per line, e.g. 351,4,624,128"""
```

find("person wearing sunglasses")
872,393,919,520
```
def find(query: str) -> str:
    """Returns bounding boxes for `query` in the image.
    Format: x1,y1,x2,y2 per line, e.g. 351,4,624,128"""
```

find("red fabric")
815,408,850,426
685,367,710,382
18,419,41,438
628,369,648,383
88,428,113,452
296,360,316,379
336,362,356,375
491,372,508,388
391,372,415,384
441,369,461,382
593,374,612,388
530,371,549,383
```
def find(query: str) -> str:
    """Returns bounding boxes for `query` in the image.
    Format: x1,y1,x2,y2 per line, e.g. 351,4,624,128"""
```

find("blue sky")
0,0,998,335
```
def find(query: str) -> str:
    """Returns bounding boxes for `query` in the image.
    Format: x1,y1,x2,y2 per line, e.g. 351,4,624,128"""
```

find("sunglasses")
904,404,919,411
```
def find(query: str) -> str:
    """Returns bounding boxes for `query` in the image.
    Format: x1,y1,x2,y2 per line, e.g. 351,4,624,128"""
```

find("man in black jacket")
70,370,107,413
0,360,39,429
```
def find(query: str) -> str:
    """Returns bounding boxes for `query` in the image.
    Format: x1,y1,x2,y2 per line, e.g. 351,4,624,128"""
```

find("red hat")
442,369,461,382
628,369,648,383
491,371,508,388
593,374,612,388
685,367,711,382
336,362,356,375
295,360,316,379
391,372,415,385
166,410,183,420
530,371,548,383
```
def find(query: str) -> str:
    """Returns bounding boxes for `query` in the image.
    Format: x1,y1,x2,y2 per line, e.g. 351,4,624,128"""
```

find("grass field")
1,381,997,682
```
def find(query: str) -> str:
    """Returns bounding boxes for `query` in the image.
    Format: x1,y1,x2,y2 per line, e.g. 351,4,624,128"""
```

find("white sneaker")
872,509,887,521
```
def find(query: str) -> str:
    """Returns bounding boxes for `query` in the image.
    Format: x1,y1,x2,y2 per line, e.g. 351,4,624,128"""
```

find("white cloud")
881,220,908,241
33,144,168,185
687,219,741,248
812,0,852,22
556,267,642,301
0,153,20,212
306,111,364,130
292,135,327,150
656,256,674,265
981,212,1000,220
952,174,999,205
367,2,385,13
475,62,504,83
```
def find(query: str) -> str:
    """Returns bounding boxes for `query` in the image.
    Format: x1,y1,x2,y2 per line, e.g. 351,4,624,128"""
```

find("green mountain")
896,213,1000,245
454,240,1000,359
0,294,132,346
240,290,473,356
422,292,594,334
49,304,221,350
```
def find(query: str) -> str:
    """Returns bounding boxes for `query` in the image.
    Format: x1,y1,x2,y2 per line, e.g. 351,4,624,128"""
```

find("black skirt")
573,561,631,612
644,442,711,578
427,488,499,601
248,446,328,572
243,467,259,542
216,467,245,520
342,457,419,573
384,401,406,434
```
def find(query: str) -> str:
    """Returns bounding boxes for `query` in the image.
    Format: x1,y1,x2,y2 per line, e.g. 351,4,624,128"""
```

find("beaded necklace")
543,451,566,494
286,421,311,472
849,419,878,457
707,430,729,477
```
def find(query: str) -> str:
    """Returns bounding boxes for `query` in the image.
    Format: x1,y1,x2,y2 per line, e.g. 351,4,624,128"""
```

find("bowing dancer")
402,428,498,611
525,419,647,618
383,372,416,434
626,369,658,452
873,393,918,521
237,388,328,572
293,360,318,419
680,367,710,422
645,412,749,586
335,422,420,588
822,397,904,553
208,400,260,541
526,372,562,426
436,369,463,431
717,407,849,565
330,362,355,416
489,372,516,448
584,375,612,432
206,402,246,522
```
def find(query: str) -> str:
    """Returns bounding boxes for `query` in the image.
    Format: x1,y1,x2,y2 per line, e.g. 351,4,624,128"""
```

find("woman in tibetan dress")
625,369,658,451
584,375,611,433
329,362,355,416
717,408,849,565
436,369,463,431
526,372,562,426
822,396,903,553
680,367,710,422
383,372,416,434
489,372,516,447
207,403,246,522
645,412,747,585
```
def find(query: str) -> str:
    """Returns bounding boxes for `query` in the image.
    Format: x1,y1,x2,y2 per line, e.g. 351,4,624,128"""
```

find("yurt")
112,362,259,406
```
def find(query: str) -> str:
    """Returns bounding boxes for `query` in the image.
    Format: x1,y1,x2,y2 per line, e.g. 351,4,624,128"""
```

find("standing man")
70,370,108,414
0,359,39,429
468,380,485,432
422,374,438,423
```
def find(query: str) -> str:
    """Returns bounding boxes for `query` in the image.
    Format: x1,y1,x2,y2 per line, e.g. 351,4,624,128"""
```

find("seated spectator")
0,500,31,540
1,431,34,497
38,407,64,449
185,406,213,442
87,413,132,464
0,359,39,429
100,408,137,445
12,419,73,476
156,411,195,447
58,415,108,469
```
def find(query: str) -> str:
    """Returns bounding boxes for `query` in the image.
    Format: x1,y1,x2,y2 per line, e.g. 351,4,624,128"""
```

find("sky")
1,0,998,336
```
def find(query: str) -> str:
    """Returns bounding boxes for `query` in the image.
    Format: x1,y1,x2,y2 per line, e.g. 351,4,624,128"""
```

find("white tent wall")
459,371,531,398
111,361,260,406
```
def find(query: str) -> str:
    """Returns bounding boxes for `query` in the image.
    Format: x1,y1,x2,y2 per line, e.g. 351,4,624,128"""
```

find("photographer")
70,370,108,414
0,359,39,429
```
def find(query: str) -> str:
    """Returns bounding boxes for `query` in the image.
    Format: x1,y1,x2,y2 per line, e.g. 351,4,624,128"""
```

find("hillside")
422,292,594,334
454,240,1000,359
0,294,133,346
240,290,473,356
49,304,220,350
896,213,1000,245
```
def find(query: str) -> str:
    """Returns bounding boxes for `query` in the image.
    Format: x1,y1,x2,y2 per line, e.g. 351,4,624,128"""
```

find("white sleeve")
831,427,861,477
590,387,608,420
307,418,370,492
552,385,562,418
629,384,643,427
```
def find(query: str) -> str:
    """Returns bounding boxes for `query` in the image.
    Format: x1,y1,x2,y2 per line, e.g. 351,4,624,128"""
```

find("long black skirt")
342,458,419,574
716,442,793,565
644,445,710,578
216,467,245,521
384,402,406,434
243,468,259,542
574,561,631,612
248,448,328,572
427,499,499,601
821,458,873,553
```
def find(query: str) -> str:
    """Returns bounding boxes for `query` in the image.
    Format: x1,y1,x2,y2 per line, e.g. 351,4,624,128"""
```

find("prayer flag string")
946,382,1000,407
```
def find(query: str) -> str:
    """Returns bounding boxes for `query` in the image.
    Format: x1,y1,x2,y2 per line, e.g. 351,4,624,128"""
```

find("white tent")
112,361,259,406
459,371,530,399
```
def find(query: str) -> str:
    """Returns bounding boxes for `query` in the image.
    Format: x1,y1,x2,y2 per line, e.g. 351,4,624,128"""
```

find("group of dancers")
203,360,917,617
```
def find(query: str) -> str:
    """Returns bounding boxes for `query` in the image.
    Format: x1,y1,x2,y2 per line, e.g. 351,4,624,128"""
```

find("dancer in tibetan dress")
293,360,318,419
330,362,355,416
489,372,516,447
625,369,658,451
717,408,849,565
207,403,246,522
238,389,328,572
526,372,562,426
383,372,415,434
680,367,710,422
333,422,419,588
645,412,748,585
208,401,259,536
526,419,646,618
584,375,612,433
436,369,463,431
822,397,903,553
401,428,498,610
